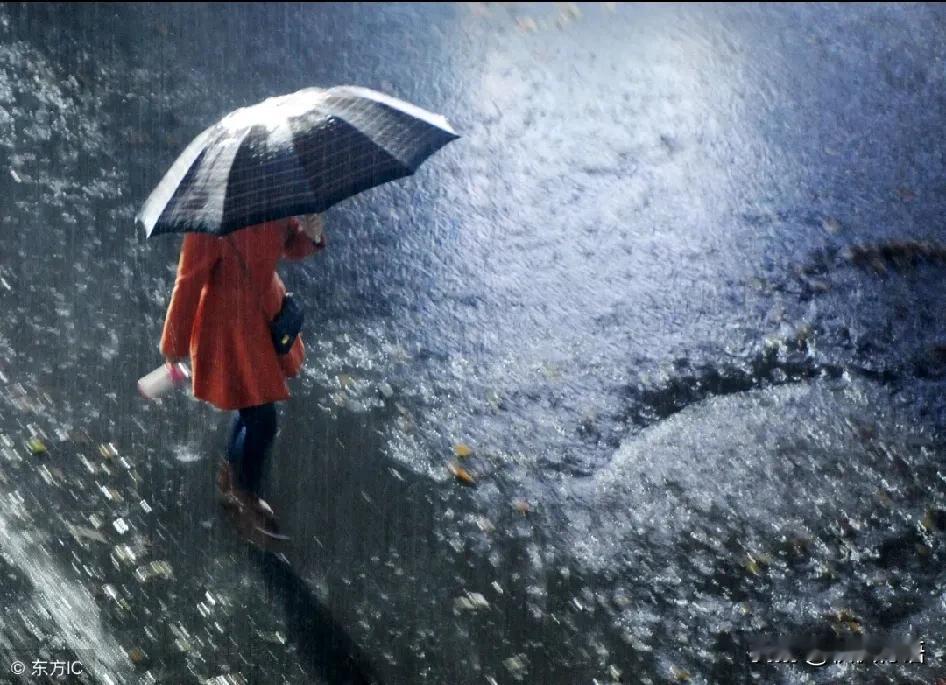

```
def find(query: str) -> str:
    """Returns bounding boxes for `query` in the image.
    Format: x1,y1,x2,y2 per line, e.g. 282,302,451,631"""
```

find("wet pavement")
1,2,946,684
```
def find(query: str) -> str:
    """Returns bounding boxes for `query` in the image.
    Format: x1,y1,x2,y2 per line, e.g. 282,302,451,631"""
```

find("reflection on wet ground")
0,2,945,683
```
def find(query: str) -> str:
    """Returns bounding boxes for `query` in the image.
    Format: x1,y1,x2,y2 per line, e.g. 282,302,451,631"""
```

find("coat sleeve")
160,233,220,358
283,216,326,261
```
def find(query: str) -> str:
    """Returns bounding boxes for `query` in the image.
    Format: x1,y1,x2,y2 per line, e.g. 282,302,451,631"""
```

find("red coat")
160,217,324,411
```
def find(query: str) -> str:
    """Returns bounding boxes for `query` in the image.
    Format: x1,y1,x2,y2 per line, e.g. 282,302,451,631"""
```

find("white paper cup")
138,362,190,399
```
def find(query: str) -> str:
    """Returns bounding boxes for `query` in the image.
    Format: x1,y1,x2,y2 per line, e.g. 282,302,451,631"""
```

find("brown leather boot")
250,496,282,536
233,494,286,543
217,459,233,492
217,460,284,539
217,460,243,510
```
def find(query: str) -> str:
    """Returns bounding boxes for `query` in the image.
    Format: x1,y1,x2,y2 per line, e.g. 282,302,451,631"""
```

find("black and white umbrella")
137,86,459,237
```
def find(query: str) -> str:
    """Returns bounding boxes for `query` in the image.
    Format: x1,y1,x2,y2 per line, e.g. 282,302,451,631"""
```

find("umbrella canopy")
137,86,459,237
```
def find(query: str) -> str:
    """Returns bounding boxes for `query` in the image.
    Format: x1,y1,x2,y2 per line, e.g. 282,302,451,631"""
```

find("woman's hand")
299,213,325,245
165,355,187,365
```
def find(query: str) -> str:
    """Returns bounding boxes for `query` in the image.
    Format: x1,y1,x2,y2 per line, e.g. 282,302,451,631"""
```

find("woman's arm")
160,232,220,360
284,214,326,260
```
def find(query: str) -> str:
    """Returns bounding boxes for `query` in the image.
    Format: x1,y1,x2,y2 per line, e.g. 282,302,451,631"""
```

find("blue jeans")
227,403,278,496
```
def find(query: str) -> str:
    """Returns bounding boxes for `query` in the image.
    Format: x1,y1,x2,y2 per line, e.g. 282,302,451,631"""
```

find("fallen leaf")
453,443,473,458
149,560,174,579
67,524,107,544
128,647,148,665
828,608,863,635
448,462,476,486
742,553,760,575
454,592,490,612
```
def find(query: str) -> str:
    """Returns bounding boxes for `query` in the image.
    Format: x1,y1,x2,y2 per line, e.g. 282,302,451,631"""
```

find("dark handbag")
270,291,304,355
224,236,304,356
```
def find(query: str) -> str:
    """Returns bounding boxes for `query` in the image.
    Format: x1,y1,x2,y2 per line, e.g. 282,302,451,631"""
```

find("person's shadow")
252,549,382,685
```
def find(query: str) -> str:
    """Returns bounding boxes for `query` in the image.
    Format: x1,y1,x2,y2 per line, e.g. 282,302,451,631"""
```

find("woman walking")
160,214,326,537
